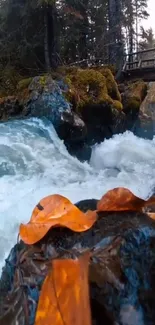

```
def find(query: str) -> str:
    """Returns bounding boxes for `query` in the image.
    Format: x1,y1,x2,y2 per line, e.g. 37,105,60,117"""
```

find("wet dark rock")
26,76,71,127
1,202,155,325
0,76,88,157
80,102,126,145
118,80,148,136
91,298,115,325
75,199,98,212
89,212,155,325
134,82,155,140
66,142,92,162
134,116,154,140
56,110,87,143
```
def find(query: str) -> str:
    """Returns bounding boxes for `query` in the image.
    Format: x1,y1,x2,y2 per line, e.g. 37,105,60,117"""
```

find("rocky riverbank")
0,66,154,160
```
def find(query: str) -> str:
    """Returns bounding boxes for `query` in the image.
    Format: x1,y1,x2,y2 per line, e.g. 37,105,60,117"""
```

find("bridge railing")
123,48,155,71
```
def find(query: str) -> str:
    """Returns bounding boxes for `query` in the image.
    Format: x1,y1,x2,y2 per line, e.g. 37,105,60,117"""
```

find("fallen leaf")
146,212,155,220
97,187,155,212
20,194,97,245
35,252,91,325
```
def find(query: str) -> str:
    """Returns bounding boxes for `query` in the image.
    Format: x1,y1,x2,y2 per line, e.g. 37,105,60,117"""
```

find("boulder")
0,71,126,149
97,67,122,102
65,67,123,113
120,80,147,132
26,76,87,144
80,102,126,145
1,198,155,325
134,82,155,139
65,142,92,162
0,69,140,151
0,75,87,149
76,200,155,325
122,80,147,115
0,76,72,125
26,75,71,125
89,212,155,325
56,110,89,160
57,110,86,143
63,67,125,144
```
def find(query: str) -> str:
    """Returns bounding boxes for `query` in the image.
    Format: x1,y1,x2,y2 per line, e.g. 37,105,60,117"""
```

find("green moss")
112,100,123,111
105,64,116,75
123,80,147,114
51,67,78,81
39,75,47,86
65,68,113,112
98,68,121,101
124,98,140,112
130,80,147,102
56,66,79,77
17,78,32,91
64,67,123,114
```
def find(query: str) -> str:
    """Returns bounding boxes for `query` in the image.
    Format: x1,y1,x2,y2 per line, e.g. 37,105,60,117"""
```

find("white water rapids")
0,117,155,272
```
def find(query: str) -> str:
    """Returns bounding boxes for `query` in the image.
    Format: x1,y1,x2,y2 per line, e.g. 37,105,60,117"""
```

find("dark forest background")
0,0,154,77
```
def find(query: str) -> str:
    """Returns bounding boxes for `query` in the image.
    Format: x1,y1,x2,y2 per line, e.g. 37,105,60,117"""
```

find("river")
0,117,155,271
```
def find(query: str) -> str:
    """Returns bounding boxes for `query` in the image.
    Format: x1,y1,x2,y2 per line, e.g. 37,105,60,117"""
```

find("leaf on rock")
35,252,91,325
97,187,155,212
146,212,155,220
20,194,97,245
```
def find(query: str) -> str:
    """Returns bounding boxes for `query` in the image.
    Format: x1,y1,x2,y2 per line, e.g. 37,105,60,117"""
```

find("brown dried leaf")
147,212,155,220
35,252,91,325
97,187,155,212
20,194,97,245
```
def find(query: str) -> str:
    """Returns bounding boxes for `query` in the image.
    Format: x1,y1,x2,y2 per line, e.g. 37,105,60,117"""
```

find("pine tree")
122,0,149,54
139,27,155,50
0,0,150,74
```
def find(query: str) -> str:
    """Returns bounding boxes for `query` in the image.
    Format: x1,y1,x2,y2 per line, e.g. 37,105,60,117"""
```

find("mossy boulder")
0,69,125,147
121,80,147,115
62,67,124,143
17,78,32,91
66,69,110,111
134,82,155,139
97,67,121,101
119,80,147,132
64,67,122,113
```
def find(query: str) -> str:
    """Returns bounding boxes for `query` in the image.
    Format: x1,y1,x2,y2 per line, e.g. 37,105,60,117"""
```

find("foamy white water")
0,117,155,271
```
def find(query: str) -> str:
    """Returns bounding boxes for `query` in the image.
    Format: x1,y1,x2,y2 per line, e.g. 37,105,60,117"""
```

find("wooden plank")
141,58,155,63
138,60,142,68
122,62,127,71
123,47,155,58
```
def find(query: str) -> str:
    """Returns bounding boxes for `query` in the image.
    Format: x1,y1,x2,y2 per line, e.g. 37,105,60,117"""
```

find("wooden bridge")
69,47,155,81
122,47,155,81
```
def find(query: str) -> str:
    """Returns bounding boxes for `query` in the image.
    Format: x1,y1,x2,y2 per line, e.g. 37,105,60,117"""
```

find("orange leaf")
97,187,155,212
35,252,91,325
147,212,155,220
19,194,97,245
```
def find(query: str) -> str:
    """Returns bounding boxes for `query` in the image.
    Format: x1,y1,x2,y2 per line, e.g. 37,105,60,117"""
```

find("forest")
0,0,154,78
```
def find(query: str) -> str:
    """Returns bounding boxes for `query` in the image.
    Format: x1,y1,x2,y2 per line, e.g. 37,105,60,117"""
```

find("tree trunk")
49,2,59,69
43,2,59,71
108,0,118,64
128,0,134,56
44,7,51,72
78,1,89,61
